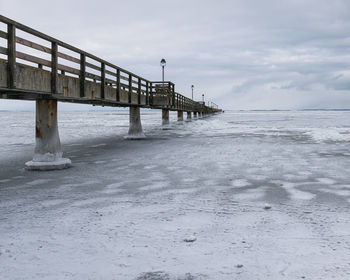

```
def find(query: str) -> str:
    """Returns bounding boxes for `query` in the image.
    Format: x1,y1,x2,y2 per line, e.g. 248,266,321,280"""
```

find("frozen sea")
0,109,350,280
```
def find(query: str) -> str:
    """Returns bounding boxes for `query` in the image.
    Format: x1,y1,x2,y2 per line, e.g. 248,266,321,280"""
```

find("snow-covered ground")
1,109,350,280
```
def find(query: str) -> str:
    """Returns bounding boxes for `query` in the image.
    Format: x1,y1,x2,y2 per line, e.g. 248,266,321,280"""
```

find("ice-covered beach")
1,110,350,279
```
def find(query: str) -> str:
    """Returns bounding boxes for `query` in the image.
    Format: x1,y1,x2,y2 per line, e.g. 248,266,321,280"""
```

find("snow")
124,132,146,140
25,157,72,171
1,110,350,279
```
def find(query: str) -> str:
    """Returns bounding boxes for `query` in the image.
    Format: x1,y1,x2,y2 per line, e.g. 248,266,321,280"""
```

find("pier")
0,15,221,170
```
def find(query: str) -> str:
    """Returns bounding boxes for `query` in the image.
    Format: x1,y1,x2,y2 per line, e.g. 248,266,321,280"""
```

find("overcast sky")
1,0,350,110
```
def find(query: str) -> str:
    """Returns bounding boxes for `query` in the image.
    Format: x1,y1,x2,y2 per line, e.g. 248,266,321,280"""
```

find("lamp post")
160,58,166,89
202,94,204,103
191,85,194,100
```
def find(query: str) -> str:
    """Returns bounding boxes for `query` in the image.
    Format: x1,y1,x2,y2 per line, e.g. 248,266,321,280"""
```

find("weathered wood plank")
16,36,51,54
7,24,16,88
16,35,81,65
85,72,101,81
137,78,141,105
51,42,58,94
119,82,129,89
0,30,7,39
58,51,80,64
150,82,153,105
120,75,129,82
105,69,116,77
16,50,82,79
146,81,149,105
105,77,116,84
128,74,132,104
101,62,105,99
116,69,120,102
86,61,100,71
80,53,85,98
172,90,175,108
0,46,7,55
16,51,51,67
58,64,79,76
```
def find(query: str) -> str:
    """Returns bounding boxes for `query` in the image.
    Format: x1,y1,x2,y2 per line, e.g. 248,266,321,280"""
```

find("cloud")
0,0,350,110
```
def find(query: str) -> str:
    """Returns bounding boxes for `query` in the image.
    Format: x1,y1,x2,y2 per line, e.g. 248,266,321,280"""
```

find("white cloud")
1,0,350,110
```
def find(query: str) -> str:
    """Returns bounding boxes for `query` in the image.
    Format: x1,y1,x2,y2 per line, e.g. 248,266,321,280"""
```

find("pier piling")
177,111,183,121
25,99,71,170
126,106,145,139
162,109,170,125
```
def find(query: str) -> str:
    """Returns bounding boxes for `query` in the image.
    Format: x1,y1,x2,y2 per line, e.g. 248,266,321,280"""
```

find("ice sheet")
0,110,350,279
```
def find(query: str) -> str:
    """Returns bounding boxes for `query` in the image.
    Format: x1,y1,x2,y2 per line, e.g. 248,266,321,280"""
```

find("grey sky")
1,0,350,110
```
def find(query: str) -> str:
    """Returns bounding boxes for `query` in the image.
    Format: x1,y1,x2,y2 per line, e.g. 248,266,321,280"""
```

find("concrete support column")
198,112,202,118
25,99,71,170
186,111,192,120
126,106,145,139
193,112,198,119
177,110,183,121
162,109,169,125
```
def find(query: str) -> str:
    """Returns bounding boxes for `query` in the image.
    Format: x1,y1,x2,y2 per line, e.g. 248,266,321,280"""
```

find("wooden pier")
0,15,221,170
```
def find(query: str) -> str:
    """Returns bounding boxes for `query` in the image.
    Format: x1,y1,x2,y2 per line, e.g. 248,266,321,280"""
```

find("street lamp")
160,58,166,87
202,94,204,103
191,85,194,100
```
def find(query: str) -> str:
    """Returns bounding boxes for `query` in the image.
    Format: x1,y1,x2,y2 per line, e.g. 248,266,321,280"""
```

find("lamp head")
160,58,166,67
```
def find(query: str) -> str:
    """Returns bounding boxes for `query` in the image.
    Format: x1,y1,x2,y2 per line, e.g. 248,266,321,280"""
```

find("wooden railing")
0,15,220,113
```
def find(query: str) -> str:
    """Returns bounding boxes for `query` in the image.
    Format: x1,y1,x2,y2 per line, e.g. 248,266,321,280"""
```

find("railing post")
146,81,149,105
128,74,132,104
116,69,120,102
172,84,175,108
168,82,172,107
137,78,141,105
101,62,105,99
50,42,58,94
7,24,16,89
176,93,179,109
149,82,153,105
80,53,85,98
